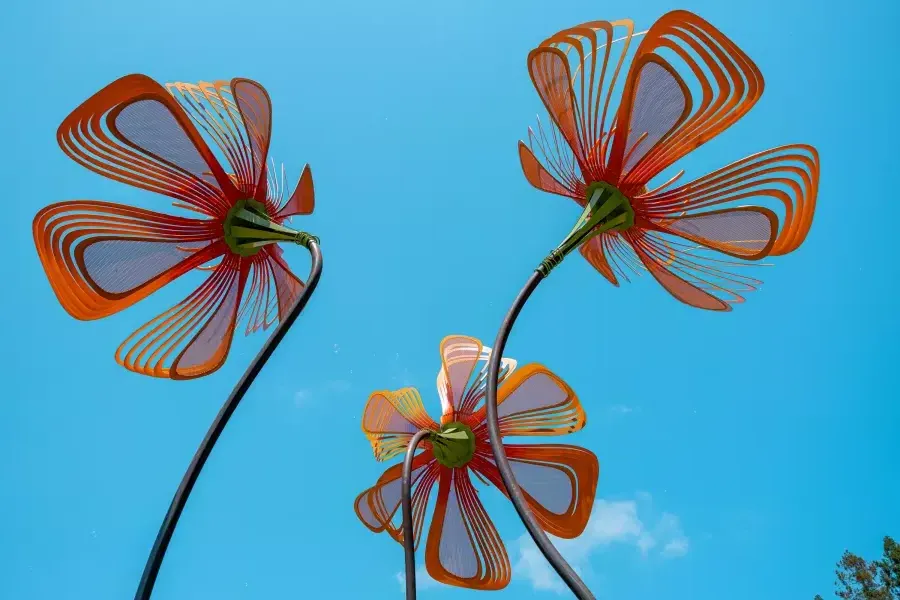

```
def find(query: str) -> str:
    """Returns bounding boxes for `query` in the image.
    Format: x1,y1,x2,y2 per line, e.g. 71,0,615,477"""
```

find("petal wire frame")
33,201,224,321
472,444,599,539
114,251,249,379
425,467,512,590
362,388,440,461
58,74,239,218
436,335,518,421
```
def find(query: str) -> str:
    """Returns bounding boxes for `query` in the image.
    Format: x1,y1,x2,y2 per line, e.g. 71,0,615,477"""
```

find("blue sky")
2,0,898,598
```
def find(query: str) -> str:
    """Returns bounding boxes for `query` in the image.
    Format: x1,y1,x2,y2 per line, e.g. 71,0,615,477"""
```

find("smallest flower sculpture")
355,335,599,590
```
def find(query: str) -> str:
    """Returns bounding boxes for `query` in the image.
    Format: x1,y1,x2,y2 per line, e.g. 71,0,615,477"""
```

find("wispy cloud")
293,379,353,408
515,494,689,594
610,404,633,414
395,567,436,592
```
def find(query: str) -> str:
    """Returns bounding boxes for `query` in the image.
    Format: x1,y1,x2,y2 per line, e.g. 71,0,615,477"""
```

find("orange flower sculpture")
33,74,317,379
355,335,599,590
519,10,820,310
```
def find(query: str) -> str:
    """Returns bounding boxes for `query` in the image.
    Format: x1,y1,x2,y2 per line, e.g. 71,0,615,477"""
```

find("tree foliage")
817,537,900,599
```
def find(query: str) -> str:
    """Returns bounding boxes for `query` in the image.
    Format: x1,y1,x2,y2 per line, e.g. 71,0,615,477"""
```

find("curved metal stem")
134,241,323,600
484,269,595,599
402,429,431,600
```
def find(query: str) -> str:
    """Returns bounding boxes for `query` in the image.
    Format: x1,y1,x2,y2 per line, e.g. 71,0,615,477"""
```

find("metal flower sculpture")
33,74,318,379
31,74,323,600
519,11,819,309
479,10,820,599
356,335,599,592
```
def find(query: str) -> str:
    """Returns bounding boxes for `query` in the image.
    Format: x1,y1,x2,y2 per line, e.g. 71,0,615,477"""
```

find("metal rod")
134,240,323,600
483,269,595,599
402,429,431,600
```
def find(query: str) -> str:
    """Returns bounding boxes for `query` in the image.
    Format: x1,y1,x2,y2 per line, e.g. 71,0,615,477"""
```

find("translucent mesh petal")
232,79,272,200
354,452,437,542
525,20,640,183
661,208,777,259
579,234,619,285
608,10,764,190
58,75,236,218
362,388,439,461
114,254,248,379
626,228,766,310
437,335,518,421
425,468,510,590
275,164,315,219
616,58,688,176
639,144,820,256
33,200,223,320
167,79,273,200
384,461,441,550
471,444,599,539
236,247,304,336
471,363,585,437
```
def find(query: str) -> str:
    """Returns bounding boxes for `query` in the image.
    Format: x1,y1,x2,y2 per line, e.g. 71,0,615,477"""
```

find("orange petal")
472,444,599,539
527,20,638,181
59,74,239,218
276,164,315,219
266,246,305,322
606,55,691,189
607,10,764,189
471,363,585,437
518,141,580,201
167,80,264,200
425,467,510,590
231,78,273,202
437,335,484,419
579,235,619,285
354,452,439,552
115,253,248,379
33,201,224,321
628,230,738,311
654,207,778,260
361,388,439,461
641,145,820,256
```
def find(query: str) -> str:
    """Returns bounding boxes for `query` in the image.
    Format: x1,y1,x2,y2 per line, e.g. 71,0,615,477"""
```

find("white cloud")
610,405,633,414
395,567,436,592
293,380,352,408
515,495,689,593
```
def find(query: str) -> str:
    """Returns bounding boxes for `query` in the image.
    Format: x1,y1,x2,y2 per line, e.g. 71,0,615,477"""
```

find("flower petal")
437,336,517,419
236,247,305,336
437,335,483,417
607,10,764,189
33,201,224,320
640,145,820,256
354,452,438,551
231,78,273,202
59,74,238,218
276,164,315,219
527,20,638,181
518,139,582,202
472,444,599,539
425,467,510,590
362,388,439,461
167,80,259,200
627,229,762,311
115,253,248,379
472,363,585,437
579,235,619,285
653,207,778,260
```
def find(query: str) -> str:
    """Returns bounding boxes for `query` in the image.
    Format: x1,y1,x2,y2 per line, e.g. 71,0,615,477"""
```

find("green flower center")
429,421,476,469
538,181,635,276
223,198,312,257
